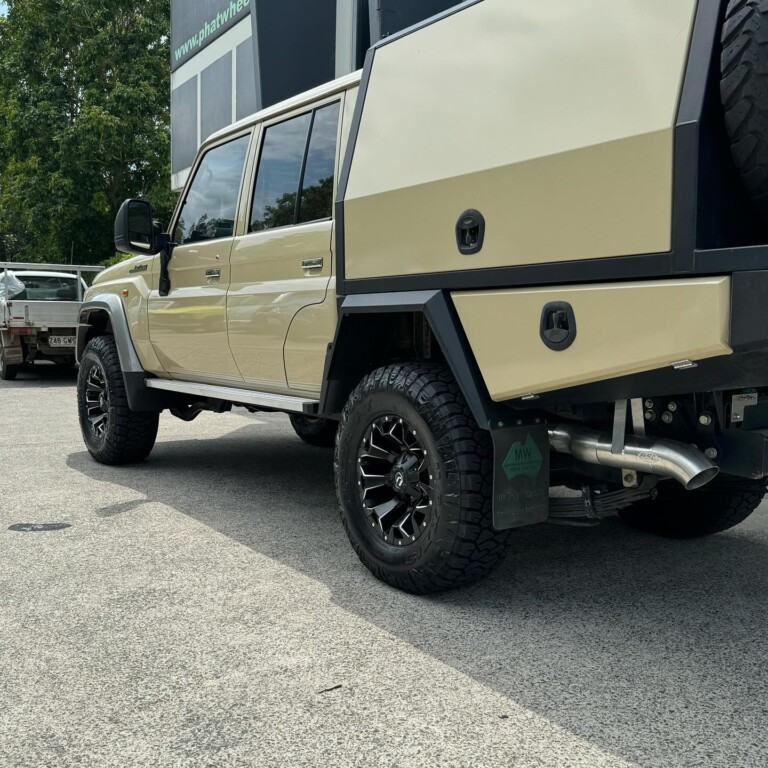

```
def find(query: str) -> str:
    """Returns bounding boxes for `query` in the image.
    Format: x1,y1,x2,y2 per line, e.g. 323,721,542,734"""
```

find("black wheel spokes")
84,365,109,439
358,416,433,546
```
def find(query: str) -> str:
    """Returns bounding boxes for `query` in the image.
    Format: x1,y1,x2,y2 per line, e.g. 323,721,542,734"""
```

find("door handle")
301,258,323,269
205,268,221,278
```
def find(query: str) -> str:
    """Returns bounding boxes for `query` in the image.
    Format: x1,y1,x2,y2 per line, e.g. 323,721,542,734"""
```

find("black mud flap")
716,428,768,479
491,424,550,530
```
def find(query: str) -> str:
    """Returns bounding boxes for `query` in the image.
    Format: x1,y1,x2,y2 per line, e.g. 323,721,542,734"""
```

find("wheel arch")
77,294,168,411
319,290,494,427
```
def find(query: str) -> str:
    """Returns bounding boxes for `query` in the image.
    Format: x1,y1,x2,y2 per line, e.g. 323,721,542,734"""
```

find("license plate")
48,336,75,348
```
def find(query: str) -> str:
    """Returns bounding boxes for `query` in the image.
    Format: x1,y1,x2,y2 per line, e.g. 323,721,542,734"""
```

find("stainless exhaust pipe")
548,424,719,491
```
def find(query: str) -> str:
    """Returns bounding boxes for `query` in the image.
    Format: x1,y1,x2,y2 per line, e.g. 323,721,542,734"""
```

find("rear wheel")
289,414,338,447
335,363,510,594
722,0,768,214
0,350,18,381
618,474,766,538
77,335,159,465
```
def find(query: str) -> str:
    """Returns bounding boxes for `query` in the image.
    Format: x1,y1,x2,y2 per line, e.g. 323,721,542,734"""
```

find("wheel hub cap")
357,416,434,546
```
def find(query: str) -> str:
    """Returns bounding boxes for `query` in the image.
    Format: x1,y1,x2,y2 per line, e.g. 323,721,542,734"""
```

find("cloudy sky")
0,3,6,15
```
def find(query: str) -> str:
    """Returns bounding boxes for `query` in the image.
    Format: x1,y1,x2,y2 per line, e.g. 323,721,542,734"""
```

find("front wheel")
77,335,159,465
335,363,511,594
618,474,766,538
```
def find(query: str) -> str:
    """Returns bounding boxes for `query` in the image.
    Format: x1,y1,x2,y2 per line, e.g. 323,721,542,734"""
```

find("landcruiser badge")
502,434,543,481
129,264,148,274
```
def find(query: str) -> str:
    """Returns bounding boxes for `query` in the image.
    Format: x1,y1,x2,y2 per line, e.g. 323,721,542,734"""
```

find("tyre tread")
77,335,158,465
722,0,768,214
335,363,510,594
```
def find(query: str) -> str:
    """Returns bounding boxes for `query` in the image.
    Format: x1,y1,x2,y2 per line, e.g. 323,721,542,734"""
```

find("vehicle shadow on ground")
1,363,77,387
67,423,768,768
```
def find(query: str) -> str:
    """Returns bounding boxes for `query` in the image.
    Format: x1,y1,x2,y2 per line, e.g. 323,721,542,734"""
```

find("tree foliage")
253,176,334,231
0,0,176,264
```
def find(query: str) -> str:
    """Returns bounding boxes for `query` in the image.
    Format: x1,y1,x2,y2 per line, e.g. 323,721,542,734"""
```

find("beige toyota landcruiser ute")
77,0,768,592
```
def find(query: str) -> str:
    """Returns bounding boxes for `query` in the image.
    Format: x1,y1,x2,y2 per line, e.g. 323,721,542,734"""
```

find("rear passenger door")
228,99,341,392
148,133,250,383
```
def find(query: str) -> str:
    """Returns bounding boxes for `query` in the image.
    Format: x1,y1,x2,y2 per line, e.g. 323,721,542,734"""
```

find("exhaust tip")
684,465,720,491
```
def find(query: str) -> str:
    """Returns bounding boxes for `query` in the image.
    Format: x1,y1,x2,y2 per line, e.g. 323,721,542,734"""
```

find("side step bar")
145,378,319,415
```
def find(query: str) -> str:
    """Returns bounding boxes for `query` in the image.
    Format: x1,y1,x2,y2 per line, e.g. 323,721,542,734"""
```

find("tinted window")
16,276,79,302
298,102,340,224
249,101,340,232
250,113,312,232
175,135,249,244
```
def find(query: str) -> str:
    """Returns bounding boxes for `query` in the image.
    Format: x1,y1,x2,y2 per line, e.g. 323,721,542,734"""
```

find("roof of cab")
205,70,362,148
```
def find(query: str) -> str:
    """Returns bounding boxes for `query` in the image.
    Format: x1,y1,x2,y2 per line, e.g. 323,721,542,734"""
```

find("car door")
148,133,251,383
228,99,341,392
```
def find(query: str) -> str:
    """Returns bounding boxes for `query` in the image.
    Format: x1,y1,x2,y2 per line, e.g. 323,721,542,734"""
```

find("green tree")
255,177,334,231
0,0,176,265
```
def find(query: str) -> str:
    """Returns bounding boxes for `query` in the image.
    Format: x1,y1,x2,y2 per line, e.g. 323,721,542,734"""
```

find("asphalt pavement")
1,364,768,768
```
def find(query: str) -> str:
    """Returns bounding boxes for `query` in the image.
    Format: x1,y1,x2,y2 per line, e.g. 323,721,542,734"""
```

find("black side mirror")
115,199,157,254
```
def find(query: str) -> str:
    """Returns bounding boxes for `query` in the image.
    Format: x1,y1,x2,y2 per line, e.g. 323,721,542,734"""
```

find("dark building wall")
201,52,233,141
171,0,252,70
236,40,259,120
171,76,199,172
370,0,463,39
252,0,338,109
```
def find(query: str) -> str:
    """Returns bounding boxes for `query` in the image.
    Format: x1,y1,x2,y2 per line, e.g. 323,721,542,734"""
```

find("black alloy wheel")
357,415,434,546
83,362,110,443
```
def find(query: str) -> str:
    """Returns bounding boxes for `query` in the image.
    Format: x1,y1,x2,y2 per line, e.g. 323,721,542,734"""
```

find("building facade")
170,0,461,188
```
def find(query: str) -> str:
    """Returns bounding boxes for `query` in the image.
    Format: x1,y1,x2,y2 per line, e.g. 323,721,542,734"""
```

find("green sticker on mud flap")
492,425,549,530
502,434,543,481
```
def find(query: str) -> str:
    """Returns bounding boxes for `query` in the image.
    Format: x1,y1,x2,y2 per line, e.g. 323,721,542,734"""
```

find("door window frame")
240,93,345,239
168,127,255,249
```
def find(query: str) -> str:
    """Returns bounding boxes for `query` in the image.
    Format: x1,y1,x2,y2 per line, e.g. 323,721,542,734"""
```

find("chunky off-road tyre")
618,474,766,538
0,350,18,381
722,0,768,214
289,414,338,447
335,363,511,594
77,335,159,465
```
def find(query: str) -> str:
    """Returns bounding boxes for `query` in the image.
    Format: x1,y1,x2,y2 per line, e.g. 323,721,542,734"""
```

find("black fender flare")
320,290,496,428
77,294,144,372
77,294,167,411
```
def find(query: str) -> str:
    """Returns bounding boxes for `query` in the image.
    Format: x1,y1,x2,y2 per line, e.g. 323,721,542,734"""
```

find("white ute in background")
0,262,103,380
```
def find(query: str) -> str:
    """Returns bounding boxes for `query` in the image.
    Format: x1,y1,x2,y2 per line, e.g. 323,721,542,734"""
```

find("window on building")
175,134,250,244
249,101,340,232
